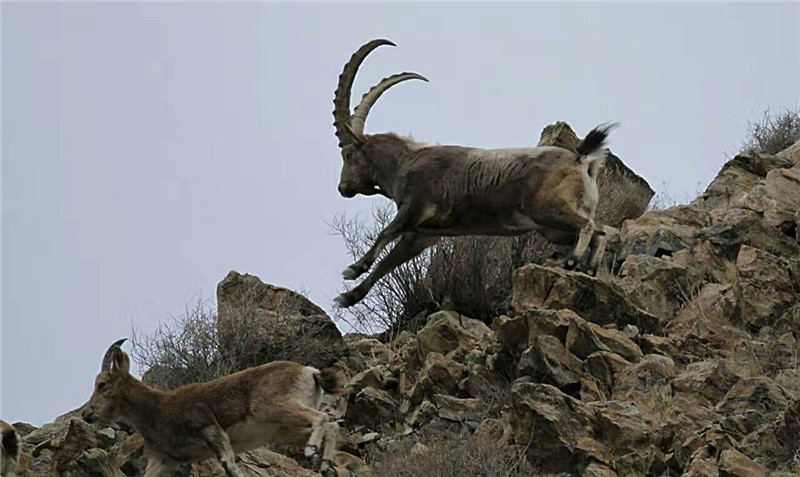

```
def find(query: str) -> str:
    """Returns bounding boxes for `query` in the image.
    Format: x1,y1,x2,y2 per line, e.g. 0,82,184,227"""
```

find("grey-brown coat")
332,39,617,307
81,339,342,477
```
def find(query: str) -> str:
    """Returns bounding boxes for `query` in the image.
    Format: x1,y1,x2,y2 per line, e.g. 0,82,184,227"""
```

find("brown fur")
1,420,20,477
332,40,616,308
82,342,340,477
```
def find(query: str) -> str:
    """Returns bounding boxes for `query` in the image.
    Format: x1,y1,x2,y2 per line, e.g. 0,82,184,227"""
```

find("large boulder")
672,361,741,407
216,271,345,369
699,208,799,261
518,335,583,392
510,382,608,473
415,311,493,359
734,246,799,332
617,254,690,318
738,167,800,239
512,264,661,333
538,121,655,227
617,206,707,261
692,153,793,212
716,377,791,435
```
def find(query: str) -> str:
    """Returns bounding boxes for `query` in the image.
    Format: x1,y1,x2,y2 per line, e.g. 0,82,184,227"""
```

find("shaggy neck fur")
115,376,165,442
363,133,419,198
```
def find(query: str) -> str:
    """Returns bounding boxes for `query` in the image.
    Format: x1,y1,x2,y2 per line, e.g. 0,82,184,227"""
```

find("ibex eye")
98,382,107,392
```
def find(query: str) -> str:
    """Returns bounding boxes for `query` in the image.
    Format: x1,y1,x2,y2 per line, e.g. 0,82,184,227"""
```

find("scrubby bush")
331,203,551,335
742,108,800,155
370,423,535,477
131,298,336,390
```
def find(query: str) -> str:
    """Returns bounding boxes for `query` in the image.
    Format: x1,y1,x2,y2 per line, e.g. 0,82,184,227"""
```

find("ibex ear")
110,349,130,376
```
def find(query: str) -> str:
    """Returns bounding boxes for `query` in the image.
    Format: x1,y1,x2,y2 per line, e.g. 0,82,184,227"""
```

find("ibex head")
82,338,130,424
332,39,427,198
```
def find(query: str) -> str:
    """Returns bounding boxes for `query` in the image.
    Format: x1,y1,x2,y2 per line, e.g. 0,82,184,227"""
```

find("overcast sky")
2,2,798,426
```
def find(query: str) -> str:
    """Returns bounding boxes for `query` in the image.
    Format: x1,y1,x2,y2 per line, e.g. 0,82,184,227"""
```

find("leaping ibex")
82,340,342,477
333,39,617,308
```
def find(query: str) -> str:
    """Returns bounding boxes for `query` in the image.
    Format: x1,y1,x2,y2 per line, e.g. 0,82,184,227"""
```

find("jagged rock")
672,240,738,287
618,207,705,260
416,311,492,359
739,399,799,471
584,351,632,397
409,352,465,403
76,448,126,477
580,378,607,402
775,369,800,400
518,335,583,392
776,139,800,165
493,309,575,366
216,271,345,369
405,400,438,429
566,318,643,362
693,153,793,212
718,449,767,477
614,447,669,477
462,346,505,402
734,246,799,331
583,462,619,476
716,377,791,435
615,354,676,394
193,447,319,476
433,394,488,424
512,264,662,333
618,254,691,317
510,382,609,472
54,418,97,472
95,428,116,448
346,387,398,431
349,338,393,367
639,333,679,358
684,451,720,477
348,367,390,395
473,417,512,445
334,451,373,477
699,208,799,261
587,401,657,459
739,167,800,240
672,361,741,407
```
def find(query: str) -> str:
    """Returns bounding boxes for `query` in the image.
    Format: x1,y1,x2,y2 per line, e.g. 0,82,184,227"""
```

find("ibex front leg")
342,203,431,280
201,426,246,477
336,232,439,307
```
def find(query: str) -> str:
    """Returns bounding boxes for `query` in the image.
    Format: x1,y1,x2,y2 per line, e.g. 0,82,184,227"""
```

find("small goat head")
81,338,129,425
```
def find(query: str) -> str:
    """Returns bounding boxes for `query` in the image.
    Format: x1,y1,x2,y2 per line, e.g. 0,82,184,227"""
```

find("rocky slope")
6,140,800,476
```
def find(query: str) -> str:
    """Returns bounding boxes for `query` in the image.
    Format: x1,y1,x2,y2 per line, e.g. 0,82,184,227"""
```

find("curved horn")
332,39,395,147
101,338,127,372
351,72,428,135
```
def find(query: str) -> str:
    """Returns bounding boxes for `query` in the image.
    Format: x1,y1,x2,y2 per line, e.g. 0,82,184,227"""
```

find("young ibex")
1,420,21,477
82,339,342,477
333,39,618,308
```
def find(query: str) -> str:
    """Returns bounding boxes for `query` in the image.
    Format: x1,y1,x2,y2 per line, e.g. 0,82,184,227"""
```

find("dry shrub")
331,204,558,333
330,204,438,337
742,108,800,155
370,424,535,477
131,298,338,390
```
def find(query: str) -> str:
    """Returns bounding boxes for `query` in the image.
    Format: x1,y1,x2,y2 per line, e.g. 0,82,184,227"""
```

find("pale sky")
2,2,798,426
